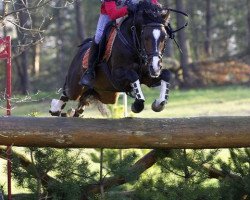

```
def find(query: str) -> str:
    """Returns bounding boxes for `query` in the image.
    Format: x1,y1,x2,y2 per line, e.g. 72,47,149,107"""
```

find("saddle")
82,22,118,69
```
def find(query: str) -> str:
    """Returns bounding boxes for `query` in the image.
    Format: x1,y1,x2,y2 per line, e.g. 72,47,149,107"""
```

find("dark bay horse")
50,2,171,117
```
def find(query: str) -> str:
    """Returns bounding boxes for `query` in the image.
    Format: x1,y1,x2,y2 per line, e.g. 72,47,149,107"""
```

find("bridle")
116,6,188,66
139,23,166,65
117,20,166,66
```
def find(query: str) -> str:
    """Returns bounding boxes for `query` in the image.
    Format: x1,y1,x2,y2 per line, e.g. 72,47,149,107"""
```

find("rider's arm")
104,0,128,20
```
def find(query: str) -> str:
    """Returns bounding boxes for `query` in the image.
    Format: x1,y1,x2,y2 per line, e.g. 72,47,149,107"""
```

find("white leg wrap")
154,80,170,107
50,99,65,113
131,80,145,101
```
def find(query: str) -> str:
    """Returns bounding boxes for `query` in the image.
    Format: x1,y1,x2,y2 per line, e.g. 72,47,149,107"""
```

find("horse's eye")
160,35,166,40
162,32,167,38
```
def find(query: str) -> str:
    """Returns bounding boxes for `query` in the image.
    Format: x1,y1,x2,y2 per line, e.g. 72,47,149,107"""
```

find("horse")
49,1,171,117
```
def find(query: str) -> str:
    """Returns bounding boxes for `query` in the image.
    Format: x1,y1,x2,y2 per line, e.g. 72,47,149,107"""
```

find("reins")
165,8,189,54
116,18,165,67
116,5,189,63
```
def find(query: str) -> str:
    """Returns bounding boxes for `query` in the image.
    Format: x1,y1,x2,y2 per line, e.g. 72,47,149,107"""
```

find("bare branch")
6,19,44,33
4,0,53,17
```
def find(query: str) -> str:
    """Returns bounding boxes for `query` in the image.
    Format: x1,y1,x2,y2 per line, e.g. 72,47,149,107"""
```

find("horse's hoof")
73,112,80,117
131,99,144,113
60,113,67,117
49,110,61,117
73,112,84,118
151,100,166,112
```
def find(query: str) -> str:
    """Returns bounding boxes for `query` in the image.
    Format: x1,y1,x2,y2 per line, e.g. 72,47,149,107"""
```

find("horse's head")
130,1,170,78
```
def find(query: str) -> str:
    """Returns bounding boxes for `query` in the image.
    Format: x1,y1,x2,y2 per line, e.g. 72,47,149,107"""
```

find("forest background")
0,0,250,199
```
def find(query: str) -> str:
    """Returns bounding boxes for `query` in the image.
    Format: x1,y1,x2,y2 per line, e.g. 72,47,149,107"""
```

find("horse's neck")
119,17,134,39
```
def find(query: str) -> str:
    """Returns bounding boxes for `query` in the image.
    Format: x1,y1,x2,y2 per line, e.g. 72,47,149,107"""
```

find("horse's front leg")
114,69,145,113
152,69,171,112
125,70,145,113
130,79,145,113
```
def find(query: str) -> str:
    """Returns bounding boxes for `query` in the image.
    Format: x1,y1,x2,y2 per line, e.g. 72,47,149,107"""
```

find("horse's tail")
96,100,110,117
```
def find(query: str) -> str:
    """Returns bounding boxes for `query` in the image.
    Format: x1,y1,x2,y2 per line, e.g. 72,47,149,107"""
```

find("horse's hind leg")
65,89,93,117
73,104,86,117
49,90,69,116
65,101,86,118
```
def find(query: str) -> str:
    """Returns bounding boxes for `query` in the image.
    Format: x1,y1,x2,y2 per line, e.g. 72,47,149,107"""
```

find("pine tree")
217,148,250,200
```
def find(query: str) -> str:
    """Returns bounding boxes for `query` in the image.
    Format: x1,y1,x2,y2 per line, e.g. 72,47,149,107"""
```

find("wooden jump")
0,116,249,149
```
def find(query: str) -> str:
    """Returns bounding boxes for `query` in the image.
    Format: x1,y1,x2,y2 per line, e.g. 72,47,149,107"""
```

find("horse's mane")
133,1,165,24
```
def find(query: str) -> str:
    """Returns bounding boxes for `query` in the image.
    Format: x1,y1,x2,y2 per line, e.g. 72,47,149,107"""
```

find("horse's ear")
161,10,170,24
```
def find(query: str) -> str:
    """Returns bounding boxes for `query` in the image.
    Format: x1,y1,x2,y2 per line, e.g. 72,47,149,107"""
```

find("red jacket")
101,0,158,20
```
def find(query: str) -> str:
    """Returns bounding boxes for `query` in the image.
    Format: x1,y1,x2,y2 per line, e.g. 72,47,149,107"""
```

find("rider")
79,0,159,88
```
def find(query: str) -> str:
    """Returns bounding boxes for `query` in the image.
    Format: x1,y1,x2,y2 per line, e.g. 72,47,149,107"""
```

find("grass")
135,85,250,118
0,85,250,194
2,85,249,118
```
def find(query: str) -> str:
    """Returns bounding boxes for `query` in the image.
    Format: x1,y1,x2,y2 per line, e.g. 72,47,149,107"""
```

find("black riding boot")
79,40,99,87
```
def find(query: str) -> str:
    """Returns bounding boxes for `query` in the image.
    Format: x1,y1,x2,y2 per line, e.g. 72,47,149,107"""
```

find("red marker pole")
0,36,12,200
6,36,12,116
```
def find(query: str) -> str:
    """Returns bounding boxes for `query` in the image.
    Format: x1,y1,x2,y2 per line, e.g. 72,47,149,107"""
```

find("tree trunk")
247,0,250,49
74,0,85,42
14,0,30,94
164,0,173,57
31,43,41,77
186,0,200,60
55,9,66,82
19,51,29,94
205,0,212,56
183,149,191,181
30,13,41,77
175,0,191,86
0,117,250,149
2,0,8,36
